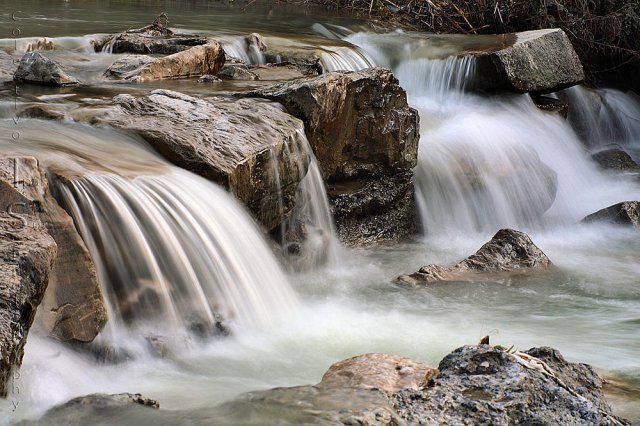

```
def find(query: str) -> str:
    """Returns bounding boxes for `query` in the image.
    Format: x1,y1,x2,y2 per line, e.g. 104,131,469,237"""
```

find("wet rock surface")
320,353,438,394
591,148,640,172
248,68,420,244
98,25,208,54
91,90,310,231
13,52,79,86
0,157,57,397
397,229,552,285
105,43,225,82
393,345,629,426
472,29,585,93
582,201,640,229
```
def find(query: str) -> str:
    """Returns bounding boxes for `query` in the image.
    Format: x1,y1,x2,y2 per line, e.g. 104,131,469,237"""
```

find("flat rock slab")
320,353,438,394
472,29,585,93
13,52,79,86
93,90,310,231
582,201,640,229
398,228,552,285
105,43,225,82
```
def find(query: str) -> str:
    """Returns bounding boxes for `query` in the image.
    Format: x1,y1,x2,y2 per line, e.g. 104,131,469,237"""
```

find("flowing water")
1,1,640,424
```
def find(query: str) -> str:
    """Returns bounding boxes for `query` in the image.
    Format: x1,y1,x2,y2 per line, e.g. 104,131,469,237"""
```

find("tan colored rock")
320,353,438,394
0,158,57,397
397,229,552,285
106,43,225,82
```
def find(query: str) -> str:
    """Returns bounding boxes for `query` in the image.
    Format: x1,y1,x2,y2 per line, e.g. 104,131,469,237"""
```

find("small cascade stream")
1,3,640,424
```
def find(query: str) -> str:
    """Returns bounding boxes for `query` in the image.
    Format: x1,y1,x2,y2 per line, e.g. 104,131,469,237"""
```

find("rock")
248,68,419,245
197,74,221,83
591,148,640,172
103,55,155,79
18,105,66,121
249,63,321,81
393,345,629,425
397,229,552,285
13,52,79,86
91,90,310,231
472,29,585,93
0,158,57,397
105,43,225,82
320,353,438,394
25,38,56,52
0,50,17,84
99,25,207,54
531,94,569,118
47,393,159,410
217,64,258,81
248,68,418,181
216,385,400,426
327,173,417,246
0,157,107,344
38,196,107,343
582,201,640,229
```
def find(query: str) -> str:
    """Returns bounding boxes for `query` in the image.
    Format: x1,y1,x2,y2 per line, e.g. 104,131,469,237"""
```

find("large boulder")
13,52,79,86
0,159,57,397
248,68,420,245
320,353,438,394
91,90,310,231
471,29,585,93
0,157,107,344
394,345,629,425
582,201,640,229
105,43,225,82
397,229,552,285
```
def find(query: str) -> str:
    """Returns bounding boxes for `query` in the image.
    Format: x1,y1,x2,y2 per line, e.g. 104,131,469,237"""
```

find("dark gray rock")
89,90,310,231
393,345,629,425
103,55,155,79
99,25,207,54
0,50,17,84
472,29,585,93
398,229,552,285
248,68,420,245
582,201,640,229
217,64,258,81
591,148,640,172
13,52,79,86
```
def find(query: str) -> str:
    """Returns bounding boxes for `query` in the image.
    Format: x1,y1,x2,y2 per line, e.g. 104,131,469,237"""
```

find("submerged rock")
397,229,552,285
582,201,640,229
105,43,225,82
0,157,57,397
472,29,585,93
591,148,640,172
248,68,420,245
13,52,79,86
320,353,437,394
92,90,310,231
217,64,258,81
394,345,629,425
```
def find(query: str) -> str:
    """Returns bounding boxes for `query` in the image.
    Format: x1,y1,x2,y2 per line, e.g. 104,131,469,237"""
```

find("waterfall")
0,120,299,345
347,32,640,235
558,86,640,160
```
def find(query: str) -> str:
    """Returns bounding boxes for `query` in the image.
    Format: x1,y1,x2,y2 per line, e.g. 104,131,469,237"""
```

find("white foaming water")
559,86,640,159
0,35,107,54
218,35,266,64
348,32,640,234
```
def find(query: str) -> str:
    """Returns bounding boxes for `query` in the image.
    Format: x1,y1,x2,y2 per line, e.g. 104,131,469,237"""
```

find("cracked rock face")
397,228,552,285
